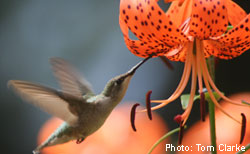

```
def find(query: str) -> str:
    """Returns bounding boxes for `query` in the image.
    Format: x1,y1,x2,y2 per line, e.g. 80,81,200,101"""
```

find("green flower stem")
208,98,217,154
236,144,250,154
206,57,217,154
147,126,186,154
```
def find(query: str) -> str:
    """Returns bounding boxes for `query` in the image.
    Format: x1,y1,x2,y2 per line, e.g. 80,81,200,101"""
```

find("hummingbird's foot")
76,137,85,144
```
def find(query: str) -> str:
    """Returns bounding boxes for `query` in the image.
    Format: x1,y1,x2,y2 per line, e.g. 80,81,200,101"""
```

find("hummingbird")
8,57,150,154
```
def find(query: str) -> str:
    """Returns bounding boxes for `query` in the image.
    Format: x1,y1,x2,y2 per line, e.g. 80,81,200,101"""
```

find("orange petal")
206,14,250,59
226,0,247,26
164,0,175,3
165,42,189,62
201,40,217,58
203,40,237,59
119,0,189,57
119,0,158,43
189,0,228,38
120,18,171,57
166,0,193,27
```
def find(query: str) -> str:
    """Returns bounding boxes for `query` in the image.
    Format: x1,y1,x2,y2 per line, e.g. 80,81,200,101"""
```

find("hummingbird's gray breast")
77,95,113,137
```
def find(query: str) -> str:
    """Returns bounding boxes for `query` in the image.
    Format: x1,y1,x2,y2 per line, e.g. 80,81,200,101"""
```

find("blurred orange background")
177,93,250,154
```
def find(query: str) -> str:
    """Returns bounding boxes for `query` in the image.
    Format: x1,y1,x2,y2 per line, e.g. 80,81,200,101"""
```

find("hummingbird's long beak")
126,56,151,76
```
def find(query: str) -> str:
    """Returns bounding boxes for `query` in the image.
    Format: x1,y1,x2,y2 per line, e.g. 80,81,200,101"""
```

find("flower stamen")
174,114,182,124
178,122,184,145
206,69,248,107
198,40,241,124
200,91,206,122
174,114,184,145
240,113,246,144
146,90,153,120
148,43,193,112
198,43,248,107
196,42,206,122
181,50,197,125
130,103,140,132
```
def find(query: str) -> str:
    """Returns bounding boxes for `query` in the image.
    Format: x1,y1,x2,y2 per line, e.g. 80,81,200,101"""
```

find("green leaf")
180,91,222,110
180,94,199,110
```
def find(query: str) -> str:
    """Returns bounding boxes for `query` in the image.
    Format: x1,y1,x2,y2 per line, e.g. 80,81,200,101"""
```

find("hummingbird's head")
102,57,151,102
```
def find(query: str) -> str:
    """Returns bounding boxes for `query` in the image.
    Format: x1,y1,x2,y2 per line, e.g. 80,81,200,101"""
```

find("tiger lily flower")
119,0,250,127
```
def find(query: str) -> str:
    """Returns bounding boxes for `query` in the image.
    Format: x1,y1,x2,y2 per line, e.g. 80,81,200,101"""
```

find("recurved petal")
226,0,247,26
123,35,171,58
165,43,187,62
206,14,250,59
203,40,236,59
120,0,158,44
119,0,189,48
165,40,208,62
166,0,193,27
189,0,228,39
120,18,171,57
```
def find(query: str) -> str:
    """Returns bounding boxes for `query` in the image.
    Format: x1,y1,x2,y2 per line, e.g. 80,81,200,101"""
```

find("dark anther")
159,56,174,70
240,113,246,144
178,124,184,145
76,137,85,144
174,114,182,124
178,122,184,145
200,91,206,122
174,115,184,145
146,90,152,120
130,103,140,132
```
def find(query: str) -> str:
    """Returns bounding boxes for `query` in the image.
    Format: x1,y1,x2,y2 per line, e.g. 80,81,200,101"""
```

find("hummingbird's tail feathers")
32,150,39,154
32,139,49,154
32,129,61,154
8,80,78,126
32,137,54,154
32,123,76,153
50,57,94,97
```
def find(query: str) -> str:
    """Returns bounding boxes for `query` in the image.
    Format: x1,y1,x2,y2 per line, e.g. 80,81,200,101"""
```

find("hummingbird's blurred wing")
50,58,94,98
8,80,79,126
